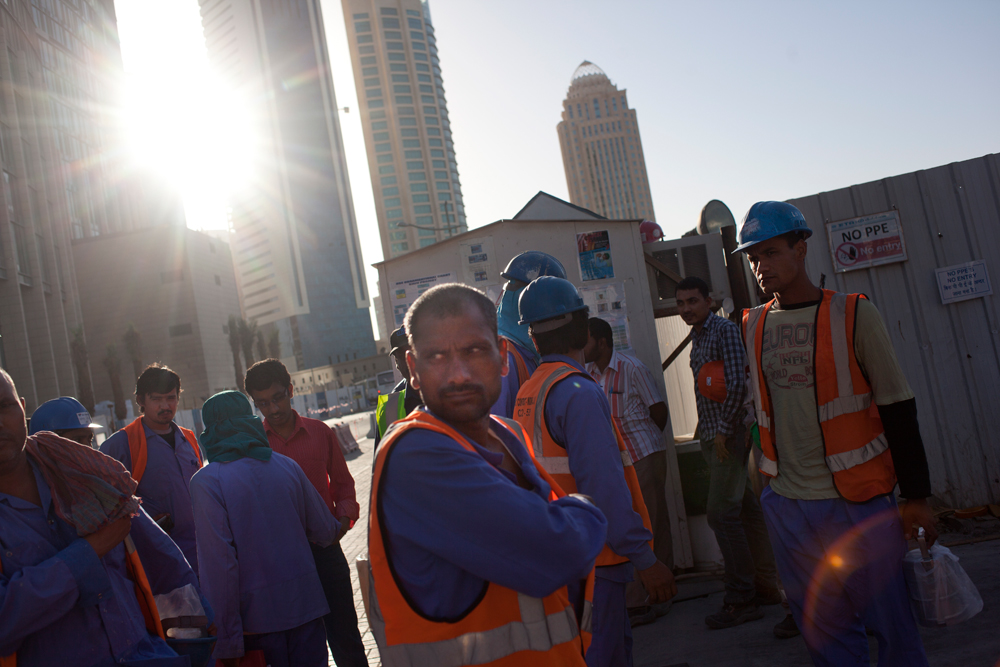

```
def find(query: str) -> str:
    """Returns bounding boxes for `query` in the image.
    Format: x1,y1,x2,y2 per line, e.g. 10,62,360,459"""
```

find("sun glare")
117,0,254,232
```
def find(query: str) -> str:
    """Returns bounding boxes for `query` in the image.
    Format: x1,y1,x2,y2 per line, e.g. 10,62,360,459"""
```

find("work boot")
753,588,783,606
773,613,801,639
628,606,657,628
705,602,764,629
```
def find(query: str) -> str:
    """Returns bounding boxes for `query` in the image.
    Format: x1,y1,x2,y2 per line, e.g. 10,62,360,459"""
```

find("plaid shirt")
688,312,749,439
587,350,669,462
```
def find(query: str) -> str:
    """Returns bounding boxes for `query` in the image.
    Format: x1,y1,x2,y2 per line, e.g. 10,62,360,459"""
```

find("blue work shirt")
379,408,607,619
101,421,201,574
541,354,657,581
0,456,211,667
491,339,539,418
189,452,338,660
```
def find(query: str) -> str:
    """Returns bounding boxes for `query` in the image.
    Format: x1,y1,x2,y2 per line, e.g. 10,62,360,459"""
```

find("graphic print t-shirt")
762,298,913,500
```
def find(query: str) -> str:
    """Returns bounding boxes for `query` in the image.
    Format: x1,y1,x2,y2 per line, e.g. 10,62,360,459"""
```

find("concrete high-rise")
199,0,375,370
342,0,467,259
0,0,150,411
558,61,656,221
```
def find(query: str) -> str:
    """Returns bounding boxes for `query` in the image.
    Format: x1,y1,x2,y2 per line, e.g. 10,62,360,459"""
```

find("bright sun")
117,0,254,231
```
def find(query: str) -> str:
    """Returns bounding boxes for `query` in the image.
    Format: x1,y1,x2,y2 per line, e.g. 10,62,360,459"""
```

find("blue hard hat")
500,251,567,286
29,397,101,435
734,201,813,253
518,276,589,330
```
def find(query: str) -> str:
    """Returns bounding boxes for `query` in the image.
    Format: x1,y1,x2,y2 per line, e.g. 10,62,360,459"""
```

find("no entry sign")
825,210,907,273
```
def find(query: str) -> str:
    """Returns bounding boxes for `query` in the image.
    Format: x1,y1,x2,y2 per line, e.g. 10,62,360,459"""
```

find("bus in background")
376,370,396,397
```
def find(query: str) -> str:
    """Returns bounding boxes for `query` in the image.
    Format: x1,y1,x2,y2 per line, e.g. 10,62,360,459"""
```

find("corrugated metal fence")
788,153,1000,507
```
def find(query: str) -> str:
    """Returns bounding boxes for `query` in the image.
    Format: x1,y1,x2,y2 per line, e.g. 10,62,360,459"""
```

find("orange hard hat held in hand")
698,360,727,403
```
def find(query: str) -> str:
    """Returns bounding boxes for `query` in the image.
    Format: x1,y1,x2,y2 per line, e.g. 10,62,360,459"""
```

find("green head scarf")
199,391,273,464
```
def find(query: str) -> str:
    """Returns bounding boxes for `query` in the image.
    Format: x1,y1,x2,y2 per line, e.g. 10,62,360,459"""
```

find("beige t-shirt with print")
762,298,913,500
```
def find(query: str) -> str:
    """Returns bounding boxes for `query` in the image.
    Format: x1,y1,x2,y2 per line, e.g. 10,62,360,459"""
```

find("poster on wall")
579,281,631,350
391,272,454,326
935,260,992,305
577,230,615,281
825,210,907,272
459,237,499,286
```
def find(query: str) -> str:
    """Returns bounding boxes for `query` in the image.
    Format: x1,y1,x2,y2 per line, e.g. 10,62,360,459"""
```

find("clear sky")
115,0,1000,331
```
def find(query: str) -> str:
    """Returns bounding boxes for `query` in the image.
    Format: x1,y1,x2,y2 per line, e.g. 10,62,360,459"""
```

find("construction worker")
674,276,780,631
371,283,608,666
191,391,337,667
0,368,212,666
101,364,203,572
515,276,676,667
734,201,935,666
374,326,421,446
244,359,367,667
492,251,568,417
28,396,104,447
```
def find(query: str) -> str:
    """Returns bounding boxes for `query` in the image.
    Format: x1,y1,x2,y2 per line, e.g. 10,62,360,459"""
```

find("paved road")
328,412,1000,667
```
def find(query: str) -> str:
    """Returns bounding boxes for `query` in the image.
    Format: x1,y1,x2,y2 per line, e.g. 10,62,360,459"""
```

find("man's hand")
900,497,938,547
84,516,131,557
337,516,352,541
712,433,729,462
637,560,677,604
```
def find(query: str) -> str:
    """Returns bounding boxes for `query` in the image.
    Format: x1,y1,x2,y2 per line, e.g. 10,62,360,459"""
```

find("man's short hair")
588,317,614,349
135,364,181,398
776,230,808,248
533,310,589,356
404,283,497,347
245,359,291,393
675,276,710,299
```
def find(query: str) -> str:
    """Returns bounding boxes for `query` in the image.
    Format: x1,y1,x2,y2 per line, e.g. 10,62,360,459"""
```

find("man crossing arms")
734,201,935,666
370,283,608,666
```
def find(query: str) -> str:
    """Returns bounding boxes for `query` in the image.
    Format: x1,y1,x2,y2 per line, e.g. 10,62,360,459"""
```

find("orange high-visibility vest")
123,418,203,485
0,534,165,667
514,361,653,567
369,410,594,667
742,290,896,502
500,336,531,385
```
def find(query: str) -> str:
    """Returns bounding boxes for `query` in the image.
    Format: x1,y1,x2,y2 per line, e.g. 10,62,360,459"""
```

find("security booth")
374,217,696,569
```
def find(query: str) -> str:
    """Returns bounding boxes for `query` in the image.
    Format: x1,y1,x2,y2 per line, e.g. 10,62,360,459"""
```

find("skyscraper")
199,0,375,369
342,0,467,259
558,61,656,221
0,0,146,410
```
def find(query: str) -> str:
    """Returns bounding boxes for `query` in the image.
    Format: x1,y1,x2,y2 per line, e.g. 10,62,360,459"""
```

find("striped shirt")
688,311,749,439
587,350,670,462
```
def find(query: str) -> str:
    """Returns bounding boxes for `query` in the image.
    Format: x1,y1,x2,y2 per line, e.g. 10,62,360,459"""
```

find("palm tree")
122,322,143,383
238,318,257,369
267,329,280,360
255,329,267,362
69,326,95,413
228,315,244,392
103,344,127,423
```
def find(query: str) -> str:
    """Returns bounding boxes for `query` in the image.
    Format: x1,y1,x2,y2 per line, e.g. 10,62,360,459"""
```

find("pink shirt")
264,411,360,523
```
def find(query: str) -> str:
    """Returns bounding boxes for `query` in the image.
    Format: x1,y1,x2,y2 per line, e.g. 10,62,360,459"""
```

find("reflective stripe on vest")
123,418,202,485
369,411,591,666
514,361,653,568
742,291,896,501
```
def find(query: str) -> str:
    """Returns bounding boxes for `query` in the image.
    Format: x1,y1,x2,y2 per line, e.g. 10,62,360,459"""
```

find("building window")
432,159,446,169
416,63,430,72
414,53,428,61
378,165,395,174
169,323,192,337
402,140,420,149
357,34,373,44
373,131,389,141
433,170,448,179
393,84,411,93
408,17,422,28
382,17,400,28
412,194,429,203
377,154,393,164
430,149,444,157
384,197,401,207
386,41,404,51
415,216,433,225
404,150,422,159
363,77,380,87
399,117,417,126
383,186,399,196
372,120,388,130
391,242,409,253
381,176,397,185
359,46,375,55
410,183,428,192
390,231,406,240
368,99,384,108
405,160,423,170
408,172,426,181
412,42,426,51
437,192,452,200
353,12,369,18
414,204,431,214
386,208,402,218
355,21,371,32
375,142,391,152
395,95,413,104
436,181,451,190
363,66,378,76
425,117,439,125
401,128,418,137
361,56,376,65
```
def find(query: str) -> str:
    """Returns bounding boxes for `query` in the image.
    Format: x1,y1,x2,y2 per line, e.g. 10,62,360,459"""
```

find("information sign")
935,260,993,305
826,210,907,272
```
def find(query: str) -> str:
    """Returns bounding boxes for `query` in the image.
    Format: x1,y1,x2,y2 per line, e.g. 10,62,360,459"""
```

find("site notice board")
826,210,907,272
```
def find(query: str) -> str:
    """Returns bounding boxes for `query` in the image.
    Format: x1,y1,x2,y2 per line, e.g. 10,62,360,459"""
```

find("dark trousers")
311,541,369,667
244,617,328,667
702,423,778,604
